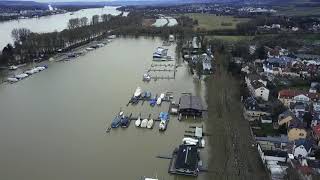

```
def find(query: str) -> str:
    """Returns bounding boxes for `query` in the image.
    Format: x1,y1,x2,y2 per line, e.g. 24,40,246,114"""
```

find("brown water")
0,37,208,180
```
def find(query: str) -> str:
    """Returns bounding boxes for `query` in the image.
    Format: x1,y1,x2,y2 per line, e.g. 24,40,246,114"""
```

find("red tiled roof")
278,89,320,100
278,89,305,98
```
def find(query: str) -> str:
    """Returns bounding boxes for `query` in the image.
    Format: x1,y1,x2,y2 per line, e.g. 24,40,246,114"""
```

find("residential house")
278,89,320,107
290,102,309,120
263,56,294,75
288,119,307,141
243,97,271,121
245,74,269,101
255,135,290,151
257,144,288,179
292,139,313,158
278,110,295,127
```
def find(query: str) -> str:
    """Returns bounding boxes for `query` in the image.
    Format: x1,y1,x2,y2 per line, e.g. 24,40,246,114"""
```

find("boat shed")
172,145,199,176
179,95,203,117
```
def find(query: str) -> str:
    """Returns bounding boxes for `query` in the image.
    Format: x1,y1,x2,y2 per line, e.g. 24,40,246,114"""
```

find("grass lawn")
186,13,251,30
205,35,254,42
253,124,279,137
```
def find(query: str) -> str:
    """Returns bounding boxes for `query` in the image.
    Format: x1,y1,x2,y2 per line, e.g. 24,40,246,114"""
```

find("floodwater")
0,6,127,49
0,37,209,180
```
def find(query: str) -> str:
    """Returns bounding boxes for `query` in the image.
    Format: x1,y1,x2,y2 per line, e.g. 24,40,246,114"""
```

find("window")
299,133,304,136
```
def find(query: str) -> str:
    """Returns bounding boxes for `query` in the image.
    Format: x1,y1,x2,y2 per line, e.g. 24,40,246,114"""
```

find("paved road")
205,52,268,180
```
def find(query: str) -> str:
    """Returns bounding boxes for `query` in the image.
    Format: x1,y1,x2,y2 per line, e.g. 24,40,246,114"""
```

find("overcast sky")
29,0,168,2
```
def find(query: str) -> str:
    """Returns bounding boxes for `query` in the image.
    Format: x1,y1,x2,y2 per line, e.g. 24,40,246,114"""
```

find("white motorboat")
134,87,142,97
141,119,148,128
8,65,17,70
31,68,40,73
147,119,154,129
97,43,105,47
143,73,151,81
159,120,166,130
160,93,165,99
156,97,162,105
15,73,28,79
86,47,94,51
108,35,116,39
183,137,199,146
119,111,124,117
135,117,141,127
36,66,46,71
7,77,19,82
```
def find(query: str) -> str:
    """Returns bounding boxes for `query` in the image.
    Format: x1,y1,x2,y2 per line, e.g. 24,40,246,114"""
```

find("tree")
11,28,31,42
80,17,88,27
68,18,80,29
303,112,313,128
91,15,100,25
2,44,14,65
255,45,267,60
101,14,111,22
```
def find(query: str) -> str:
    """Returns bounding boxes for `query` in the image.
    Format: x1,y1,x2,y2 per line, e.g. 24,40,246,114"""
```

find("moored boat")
147,119,154,129
135,117,141,127
8,65,17,70
143,73,151,81
149,97,156,106
120,116,130,128
7,77,19,83
111,112,123,128
134,87,142,97
15,73,28,79
159,112,169,131
141,119,148,128
156,97,162,105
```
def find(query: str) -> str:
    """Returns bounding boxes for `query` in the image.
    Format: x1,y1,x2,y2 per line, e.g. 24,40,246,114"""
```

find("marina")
0,37,208,180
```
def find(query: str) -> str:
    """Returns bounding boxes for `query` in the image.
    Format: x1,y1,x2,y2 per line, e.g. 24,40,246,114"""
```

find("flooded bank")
0,6,127,49
0,37,209,180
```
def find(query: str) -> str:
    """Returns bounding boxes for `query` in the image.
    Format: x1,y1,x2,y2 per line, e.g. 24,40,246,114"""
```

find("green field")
205,35,254,42
187,13,251,30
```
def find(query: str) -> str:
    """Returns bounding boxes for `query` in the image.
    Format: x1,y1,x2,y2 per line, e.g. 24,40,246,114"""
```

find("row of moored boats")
7,65,48,83
133,87,166,106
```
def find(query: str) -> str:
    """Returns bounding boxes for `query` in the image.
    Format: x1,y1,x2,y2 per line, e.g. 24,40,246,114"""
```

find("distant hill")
0,1,48,9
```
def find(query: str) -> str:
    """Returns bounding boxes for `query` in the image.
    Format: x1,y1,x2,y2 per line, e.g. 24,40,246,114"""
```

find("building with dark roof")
179,95,203,117
170,145,199,176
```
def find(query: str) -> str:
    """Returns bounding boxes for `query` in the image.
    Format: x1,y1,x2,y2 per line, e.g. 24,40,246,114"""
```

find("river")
0,6,127,49
0,37,209,180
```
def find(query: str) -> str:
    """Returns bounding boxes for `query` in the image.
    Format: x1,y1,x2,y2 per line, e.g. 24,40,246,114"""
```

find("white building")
245,75,269,101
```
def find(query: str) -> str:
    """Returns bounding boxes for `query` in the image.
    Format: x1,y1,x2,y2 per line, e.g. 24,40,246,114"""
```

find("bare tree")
101,14,111,22
68,18,80,29
11,28,31,42
91,15,100,25
80,17,88,27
